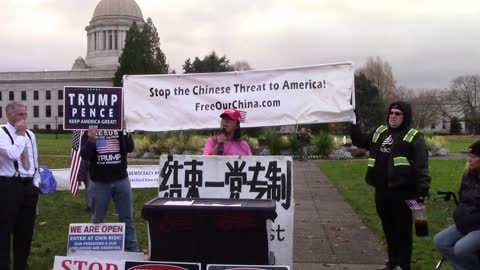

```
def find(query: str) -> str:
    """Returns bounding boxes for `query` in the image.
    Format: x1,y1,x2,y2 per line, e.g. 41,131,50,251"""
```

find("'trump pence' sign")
64,86,123,130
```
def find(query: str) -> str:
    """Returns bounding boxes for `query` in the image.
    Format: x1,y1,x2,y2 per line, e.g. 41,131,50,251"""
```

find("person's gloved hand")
417,191,430,203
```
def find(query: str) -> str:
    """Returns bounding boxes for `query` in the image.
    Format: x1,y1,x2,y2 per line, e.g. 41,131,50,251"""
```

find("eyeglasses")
389,111,403,116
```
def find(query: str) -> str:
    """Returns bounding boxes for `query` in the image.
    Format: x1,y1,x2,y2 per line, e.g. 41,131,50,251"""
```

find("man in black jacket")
350,101,431,270
80,127,138,252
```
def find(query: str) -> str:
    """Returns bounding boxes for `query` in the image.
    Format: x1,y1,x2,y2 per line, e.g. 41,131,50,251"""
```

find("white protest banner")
64,86,123,130
158,155,294,268
53,166,160,190
67,223,125,254
123,63,354,131
127,165,160,188
53,256,124,270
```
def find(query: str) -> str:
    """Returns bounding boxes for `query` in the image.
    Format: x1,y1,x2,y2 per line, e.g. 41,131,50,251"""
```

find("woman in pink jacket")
203,108,252,156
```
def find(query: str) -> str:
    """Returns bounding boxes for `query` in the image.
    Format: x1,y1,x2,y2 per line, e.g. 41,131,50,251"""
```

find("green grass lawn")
320,159,466,270
36,134,73,156
444,135,480,153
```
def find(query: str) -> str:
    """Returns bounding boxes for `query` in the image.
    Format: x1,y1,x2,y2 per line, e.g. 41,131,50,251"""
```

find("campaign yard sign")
207,265,290,270
67,223,125,254
125,261,201,270
53,256,124,270
64,86,123,130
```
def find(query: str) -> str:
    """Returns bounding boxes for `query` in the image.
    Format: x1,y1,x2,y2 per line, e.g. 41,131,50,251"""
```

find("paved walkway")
293,160,386,270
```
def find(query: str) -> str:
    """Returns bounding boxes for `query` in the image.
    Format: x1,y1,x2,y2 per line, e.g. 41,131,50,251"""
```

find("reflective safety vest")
365,125,419,186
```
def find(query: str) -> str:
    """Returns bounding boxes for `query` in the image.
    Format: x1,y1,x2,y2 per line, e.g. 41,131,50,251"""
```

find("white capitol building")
0,0,144,130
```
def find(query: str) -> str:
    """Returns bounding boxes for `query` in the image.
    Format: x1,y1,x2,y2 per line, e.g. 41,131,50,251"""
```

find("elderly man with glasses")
0,102,40,270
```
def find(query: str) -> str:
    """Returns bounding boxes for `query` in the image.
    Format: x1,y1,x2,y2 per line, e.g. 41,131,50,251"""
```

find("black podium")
141,197,277,268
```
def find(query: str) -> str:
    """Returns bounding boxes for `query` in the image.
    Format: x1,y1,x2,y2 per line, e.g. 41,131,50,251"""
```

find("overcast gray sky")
0,0,479,90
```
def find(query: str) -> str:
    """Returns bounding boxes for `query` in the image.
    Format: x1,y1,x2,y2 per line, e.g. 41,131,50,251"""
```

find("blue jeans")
91,177,138,251
433,224,480,270
299,145,308,160
84,177,94,211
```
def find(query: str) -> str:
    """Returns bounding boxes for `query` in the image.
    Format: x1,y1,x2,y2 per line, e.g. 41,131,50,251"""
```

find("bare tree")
397,85,440,129
358,56,398,108
410,90,440,129
432,89,460,120
442,75,480,133
397,85,416,102
233,60,252,71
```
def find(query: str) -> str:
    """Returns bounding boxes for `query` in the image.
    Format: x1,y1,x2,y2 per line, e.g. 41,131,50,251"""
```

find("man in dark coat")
350,101,431,270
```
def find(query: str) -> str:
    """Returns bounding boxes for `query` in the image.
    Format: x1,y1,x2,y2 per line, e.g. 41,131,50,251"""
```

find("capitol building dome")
81,0,144,70
92,0,143,20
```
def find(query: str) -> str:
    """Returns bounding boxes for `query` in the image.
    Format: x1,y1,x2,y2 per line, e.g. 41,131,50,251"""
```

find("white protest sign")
67,223,125,254
53,166,160,190
158,155,294,268
123,63,354,131
127,165,160,188
53,256,124,270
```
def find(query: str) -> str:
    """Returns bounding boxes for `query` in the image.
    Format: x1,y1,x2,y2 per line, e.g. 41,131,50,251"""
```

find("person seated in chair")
433,141,480,270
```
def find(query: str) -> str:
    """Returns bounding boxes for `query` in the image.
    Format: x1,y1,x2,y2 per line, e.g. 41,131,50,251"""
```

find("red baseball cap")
220,108,246,122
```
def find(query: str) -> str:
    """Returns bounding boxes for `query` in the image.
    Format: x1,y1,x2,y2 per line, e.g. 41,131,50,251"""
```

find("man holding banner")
351,101,431,270
80,127,139,252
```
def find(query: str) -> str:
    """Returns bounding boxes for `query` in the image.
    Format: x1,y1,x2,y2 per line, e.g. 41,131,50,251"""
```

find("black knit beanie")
468,140,480,156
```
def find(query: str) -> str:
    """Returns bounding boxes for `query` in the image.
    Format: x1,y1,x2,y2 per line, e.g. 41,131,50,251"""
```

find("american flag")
96,138,120,154
405,199,422,210
238,110,247,123
69,130,85,196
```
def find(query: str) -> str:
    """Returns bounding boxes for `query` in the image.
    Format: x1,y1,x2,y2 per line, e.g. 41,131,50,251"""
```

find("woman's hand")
217,133,227,144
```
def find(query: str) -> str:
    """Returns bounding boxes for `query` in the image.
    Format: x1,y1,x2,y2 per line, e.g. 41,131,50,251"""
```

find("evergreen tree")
354,72,385,131
449,116,462,134
182,58,194,73
143,18,169,74
114,22,141,86
182,51,234,73
113,18,169,86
